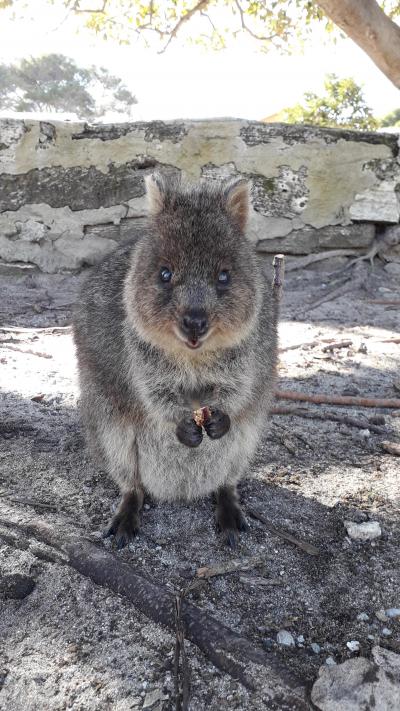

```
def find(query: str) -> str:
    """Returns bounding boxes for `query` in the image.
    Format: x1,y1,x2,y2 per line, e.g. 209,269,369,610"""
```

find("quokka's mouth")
186,337,201,349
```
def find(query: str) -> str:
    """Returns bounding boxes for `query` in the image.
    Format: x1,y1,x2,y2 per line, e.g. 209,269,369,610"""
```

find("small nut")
193,406,211,428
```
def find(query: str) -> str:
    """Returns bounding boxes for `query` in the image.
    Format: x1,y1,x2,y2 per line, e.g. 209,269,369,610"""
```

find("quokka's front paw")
176,416,203,447
204,409,230,440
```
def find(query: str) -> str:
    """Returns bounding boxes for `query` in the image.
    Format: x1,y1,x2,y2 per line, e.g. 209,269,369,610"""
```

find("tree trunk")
317,0,400,89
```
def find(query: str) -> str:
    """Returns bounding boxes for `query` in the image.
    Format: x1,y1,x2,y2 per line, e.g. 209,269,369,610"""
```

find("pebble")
297,635,305,644
385,608,400,619
142,688,163,709
357,428,370,441
382,628,392,637
357,612,369,622
344,520,382,541
325,656,337,667
375,609,388,622
276,630,295,647
346,640,360,653
311,643,321,654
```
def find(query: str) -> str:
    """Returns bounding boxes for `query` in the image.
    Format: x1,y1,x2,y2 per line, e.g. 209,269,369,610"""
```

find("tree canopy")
380,107,400,127
280,74,378,131
2,1,398,88
0,54,137,118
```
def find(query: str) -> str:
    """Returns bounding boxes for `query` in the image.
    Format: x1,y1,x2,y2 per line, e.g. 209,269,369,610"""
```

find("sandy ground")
0,255,399,710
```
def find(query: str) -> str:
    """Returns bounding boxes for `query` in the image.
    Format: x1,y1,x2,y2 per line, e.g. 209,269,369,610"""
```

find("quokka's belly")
137,419,259,502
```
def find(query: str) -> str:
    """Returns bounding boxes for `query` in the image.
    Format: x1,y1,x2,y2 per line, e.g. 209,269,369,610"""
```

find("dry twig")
274,389,400,409
197,555,265,579
0,325,71,334
321,340,352,352
247,508,320,556
381,441,400,456
285,250,358,272
1,344,52,359
270,406,385,435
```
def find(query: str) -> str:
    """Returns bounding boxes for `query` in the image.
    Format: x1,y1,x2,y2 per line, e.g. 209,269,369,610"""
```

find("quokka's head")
124,172,262,358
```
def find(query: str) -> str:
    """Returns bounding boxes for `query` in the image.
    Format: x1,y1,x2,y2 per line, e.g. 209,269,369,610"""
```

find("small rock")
325,656,336,667
276,630,295,647
344,520,381,541
385,608,400,619
142,688,163,710
0,573,35,600
382,628,392,637
297,635,305,644
311,643,321,654
346,640,360,653
357,612,369,622
384,262,400,277
312,647,400,711
358,342,368,354
376,609,388,622
357,429,370,441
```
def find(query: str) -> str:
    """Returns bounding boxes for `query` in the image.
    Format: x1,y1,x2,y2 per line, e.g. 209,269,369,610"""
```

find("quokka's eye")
160,267,173,283
217,270,230,286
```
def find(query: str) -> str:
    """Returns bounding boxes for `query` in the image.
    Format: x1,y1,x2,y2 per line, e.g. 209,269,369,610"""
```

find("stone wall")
0,117,399,272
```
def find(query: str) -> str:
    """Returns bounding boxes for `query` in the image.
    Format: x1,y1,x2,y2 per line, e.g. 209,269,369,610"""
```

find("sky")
0,1,399,122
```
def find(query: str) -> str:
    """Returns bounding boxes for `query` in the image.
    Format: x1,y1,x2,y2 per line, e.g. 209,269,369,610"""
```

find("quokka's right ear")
145,172,166,216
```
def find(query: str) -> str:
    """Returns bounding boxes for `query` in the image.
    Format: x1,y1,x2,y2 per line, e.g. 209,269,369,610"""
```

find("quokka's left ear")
223,178,250,232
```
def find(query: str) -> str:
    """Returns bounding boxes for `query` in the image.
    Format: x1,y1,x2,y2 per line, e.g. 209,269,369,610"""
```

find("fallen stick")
285,250,358,272
279,337,334,352
1,344,52,359
270,406,386,435
321,340,352,352
247,508,320,556
303,276,355,312
381,441,400,456
0,514,307,703
0,325,71,334
197,555,265,579
239,575,283,587
366,299,400,306
274,389,400,409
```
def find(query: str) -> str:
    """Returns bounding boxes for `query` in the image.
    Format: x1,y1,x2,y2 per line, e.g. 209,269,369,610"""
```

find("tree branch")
0,513,308,705
233,0,278,42
159,0,211,53
316,0,400,89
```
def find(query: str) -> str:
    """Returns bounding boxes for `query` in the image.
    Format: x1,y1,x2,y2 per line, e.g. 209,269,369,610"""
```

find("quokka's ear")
144,172,166,216
223,178,250,232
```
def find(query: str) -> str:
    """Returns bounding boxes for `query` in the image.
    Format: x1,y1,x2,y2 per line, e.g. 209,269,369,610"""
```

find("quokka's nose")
181,310,209,338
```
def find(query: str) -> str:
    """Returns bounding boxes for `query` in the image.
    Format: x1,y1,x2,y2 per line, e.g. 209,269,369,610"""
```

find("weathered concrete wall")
0,117,399,272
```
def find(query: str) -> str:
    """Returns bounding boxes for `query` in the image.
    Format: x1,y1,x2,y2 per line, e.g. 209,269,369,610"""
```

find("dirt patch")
0,257,399,710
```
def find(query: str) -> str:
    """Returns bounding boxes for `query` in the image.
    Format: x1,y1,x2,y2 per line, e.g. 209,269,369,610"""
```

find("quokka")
73,173,279,547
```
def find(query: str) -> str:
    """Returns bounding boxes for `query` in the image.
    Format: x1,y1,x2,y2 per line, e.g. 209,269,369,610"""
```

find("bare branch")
233,0,278,42
158,0,211,53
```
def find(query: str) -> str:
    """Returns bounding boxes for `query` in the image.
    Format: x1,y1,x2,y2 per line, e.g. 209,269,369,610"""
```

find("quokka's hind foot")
103,489,144,549
215,485,248,548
